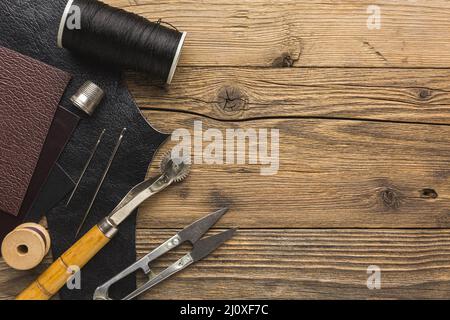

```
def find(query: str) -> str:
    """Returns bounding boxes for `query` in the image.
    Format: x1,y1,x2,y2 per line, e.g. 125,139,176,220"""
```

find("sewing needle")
66,129,106,207
75,128,127,238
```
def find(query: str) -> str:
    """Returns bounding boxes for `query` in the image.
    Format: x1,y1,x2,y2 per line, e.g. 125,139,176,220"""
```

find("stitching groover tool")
94,208,235,300
16,152,191,300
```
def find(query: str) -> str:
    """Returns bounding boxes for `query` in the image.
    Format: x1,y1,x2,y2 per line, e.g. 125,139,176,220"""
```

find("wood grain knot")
272,52,296,68
420,188,438,199
418,88,432,100
210,190,234,209
179,188,189,199
217,86,247,114
379,188,402,210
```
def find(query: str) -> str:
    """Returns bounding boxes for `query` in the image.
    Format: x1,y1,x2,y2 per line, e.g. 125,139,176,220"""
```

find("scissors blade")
190,228,236,262
178,208,229,245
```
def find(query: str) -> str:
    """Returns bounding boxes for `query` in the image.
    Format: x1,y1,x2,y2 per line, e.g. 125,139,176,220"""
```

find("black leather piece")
0,0,168,299
26,164,75,223
21,106,80,216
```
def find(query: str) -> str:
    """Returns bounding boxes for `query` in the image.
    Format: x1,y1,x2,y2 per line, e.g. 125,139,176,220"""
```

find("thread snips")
94,207,236,300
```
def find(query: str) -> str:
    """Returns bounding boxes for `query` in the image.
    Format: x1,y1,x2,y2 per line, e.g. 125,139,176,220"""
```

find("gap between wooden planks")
2,229,450,299
107,0,450,68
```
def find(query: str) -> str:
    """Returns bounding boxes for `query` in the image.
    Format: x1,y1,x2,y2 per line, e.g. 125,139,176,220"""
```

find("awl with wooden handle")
16,154,190,300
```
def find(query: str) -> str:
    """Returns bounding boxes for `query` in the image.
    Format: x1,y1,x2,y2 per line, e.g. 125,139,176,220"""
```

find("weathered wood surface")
109,0,450,68
129,68,450,124
3,0,450,300
136,229,450,300
2,229,450,300
137,110,450,229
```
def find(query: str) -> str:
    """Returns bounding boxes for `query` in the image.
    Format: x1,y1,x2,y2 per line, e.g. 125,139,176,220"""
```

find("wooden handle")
16,225,111,300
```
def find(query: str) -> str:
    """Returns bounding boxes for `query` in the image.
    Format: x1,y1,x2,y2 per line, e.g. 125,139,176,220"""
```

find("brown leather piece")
0,163,75,246
0,46,71,216
0,106,79,245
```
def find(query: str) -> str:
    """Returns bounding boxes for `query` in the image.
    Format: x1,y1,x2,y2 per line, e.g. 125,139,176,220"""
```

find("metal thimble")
70,81,105,116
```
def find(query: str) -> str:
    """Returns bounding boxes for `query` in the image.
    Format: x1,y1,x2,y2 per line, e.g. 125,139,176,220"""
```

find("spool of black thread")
57,0,186,84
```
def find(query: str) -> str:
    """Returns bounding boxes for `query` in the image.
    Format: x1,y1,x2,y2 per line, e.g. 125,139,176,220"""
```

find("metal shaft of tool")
75,128,127,238
66,129,106,207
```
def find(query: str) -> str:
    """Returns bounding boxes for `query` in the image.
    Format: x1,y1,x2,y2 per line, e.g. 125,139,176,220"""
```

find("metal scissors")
94,207,235,300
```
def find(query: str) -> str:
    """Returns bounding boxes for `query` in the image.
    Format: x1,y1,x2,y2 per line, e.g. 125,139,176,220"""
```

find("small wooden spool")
1,223,51,270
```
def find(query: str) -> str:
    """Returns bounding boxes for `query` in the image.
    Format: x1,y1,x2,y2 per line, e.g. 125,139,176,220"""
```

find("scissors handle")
94,235,182,300
123,253,194,300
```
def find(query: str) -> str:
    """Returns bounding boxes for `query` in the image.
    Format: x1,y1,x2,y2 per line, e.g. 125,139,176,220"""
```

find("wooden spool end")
1,223,50,271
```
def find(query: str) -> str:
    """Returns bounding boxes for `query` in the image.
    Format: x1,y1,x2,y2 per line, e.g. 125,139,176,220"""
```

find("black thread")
62,0,183,82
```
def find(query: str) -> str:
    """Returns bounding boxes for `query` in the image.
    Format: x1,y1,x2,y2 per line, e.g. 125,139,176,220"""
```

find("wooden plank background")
3,0,450,299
